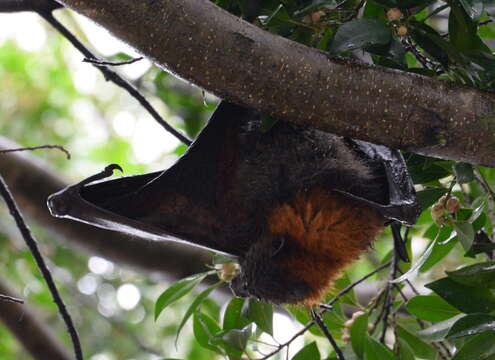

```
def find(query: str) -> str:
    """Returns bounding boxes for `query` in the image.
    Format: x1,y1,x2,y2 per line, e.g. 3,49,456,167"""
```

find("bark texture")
55,0,495,166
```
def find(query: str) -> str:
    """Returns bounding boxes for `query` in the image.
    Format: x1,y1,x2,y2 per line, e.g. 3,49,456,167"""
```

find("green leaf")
458,0,484,19
454,163,475,183
241,298,273,335
447,314,495,339
329,19,392,55
193,311,222,353
416,188,448,211
419,228,457,273
451,331,495,360
408,24,448,65
390,238,435,283
367,37,406,66
292,342,321,360
453,221,475,250
221,323,253,351
333,272,359,307
259,5,295,37
397,0,436,9
396,326,436,359
416,314,465,341
426,277,495,313
447,261,495,288
397,339,415,360
364,0,390,18
406,294,460,322
470,200,487,222
350,313,368,358
223,297,250,331
175,281,221,344
364,337,395,360
212,254,236,265
155,272,210,320
409,162,451,184
449,0,490,53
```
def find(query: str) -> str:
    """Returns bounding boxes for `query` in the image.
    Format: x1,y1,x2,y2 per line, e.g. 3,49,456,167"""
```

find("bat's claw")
47,164,123,217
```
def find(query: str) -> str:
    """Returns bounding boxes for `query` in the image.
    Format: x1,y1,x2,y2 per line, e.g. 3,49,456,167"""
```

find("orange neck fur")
267,189,385,305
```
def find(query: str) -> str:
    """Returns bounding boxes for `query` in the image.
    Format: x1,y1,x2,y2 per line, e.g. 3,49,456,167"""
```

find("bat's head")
229,189,386,305
230,235,312,305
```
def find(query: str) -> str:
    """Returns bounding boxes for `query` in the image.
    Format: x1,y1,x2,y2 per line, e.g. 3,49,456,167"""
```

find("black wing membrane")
48,102,254,257
48,101,420,259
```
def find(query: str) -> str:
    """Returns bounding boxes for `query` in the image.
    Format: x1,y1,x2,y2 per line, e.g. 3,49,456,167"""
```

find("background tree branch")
0,276,72,360
55,0,495,166
0,137,212,280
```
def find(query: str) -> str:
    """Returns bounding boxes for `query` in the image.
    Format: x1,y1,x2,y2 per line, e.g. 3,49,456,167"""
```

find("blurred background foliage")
0,0,494,359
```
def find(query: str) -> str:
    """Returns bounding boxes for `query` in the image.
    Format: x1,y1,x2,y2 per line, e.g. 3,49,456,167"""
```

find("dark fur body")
48,102,419,305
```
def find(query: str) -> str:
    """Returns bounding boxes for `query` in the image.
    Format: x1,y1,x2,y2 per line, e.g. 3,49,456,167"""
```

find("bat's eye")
229,275,250,297
243,281,249,291
271,237,286,257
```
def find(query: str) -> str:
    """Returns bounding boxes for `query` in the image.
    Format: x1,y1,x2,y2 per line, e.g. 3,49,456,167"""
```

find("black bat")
48,101,419,305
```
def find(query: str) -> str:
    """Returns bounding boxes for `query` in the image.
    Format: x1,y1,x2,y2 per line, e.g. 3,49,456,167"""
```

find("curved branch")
0,137,212,279
54,0,495,166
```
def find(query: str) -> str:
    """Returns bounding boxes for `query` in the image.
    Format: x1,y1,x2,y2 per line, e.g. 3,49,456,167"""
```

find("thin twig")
257,262,391,360
325,261,391,309
0,144,71,159
393,284,408,302
83,56,143,66
0,175,83,360
380,254,398,343
479,19,494,26
474,168,495,228
396,268,421,296
422,4,449,21
402,36,435,70
0,294,24,304
474,168,495,199
312,309,345,360
36,10,192,146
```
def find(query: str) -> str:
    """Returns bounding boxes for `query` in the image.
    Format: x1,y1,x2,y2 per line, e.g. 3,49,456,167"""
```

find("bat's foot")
77,164,123,187
47,164,123,217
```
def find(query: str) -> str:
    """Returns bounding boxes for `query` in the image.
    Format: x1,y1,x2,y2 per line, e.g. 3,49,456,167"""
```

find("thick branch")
55,0,495,166
0,0,61,12
0,137,212,279
0,277,72,360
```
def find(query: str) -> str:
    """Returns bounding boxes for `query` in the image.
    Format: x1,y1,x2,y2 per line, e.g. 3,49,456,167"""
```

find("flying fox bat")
48,101,419,305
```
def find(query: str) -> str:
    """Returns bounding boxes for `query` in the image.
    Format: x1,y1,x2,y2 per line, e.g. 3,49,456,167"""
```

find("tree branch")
52,0,495,166
0,0,62,12
0,172,83,360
